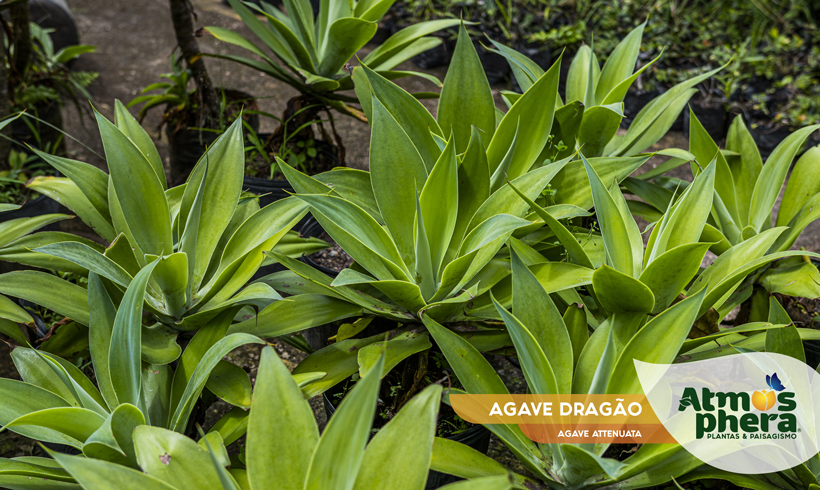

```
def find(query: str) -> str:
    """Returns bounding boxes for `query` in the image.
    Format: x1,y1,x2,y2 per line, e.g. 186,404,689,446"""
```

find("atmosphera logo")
636,353,820,474
677,373,798,440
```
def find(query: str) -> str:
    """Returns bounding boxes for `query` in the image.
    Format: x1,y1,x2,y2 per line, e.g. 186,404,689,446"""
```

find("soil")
307,244,352,272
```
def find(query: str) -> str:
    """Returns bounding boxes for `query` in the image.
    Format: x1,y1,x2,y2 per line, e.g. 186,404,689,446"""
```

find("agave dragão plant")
208,0,460,122
490,24,726,160
0,272,273,490
225,24,665,396
625,111,820,314
0,102,325,346
417,155,820,490
423,254,819,490
10,347,509,490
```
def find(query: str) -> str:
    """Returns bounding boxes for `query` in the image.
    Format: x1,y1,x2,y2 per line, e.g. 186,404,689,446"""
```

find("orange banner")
450,394,676,444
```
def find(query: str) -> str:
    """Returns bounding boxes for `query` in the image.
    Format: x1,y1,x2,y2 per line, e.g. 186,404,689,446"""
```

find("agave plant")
416,156,820,489
489,24,726,160
207,0,460,122
423,253,818,490
0,268,274,489
11,346,508,490
625,111,820,312
0,102,325,340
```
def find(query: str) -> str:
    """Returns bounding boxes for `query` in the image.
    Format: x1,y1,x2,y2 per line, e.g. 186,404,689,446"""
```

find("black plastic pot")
30,0,78,55
12,101,65,155
166,89,260,184
0,193,61,225
683,96,727,141
323,381,491,489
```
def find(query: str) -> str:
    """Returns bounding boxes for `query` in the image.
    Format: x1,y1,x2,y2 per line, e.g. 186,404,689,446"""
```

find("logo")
676,373,797,439
636,353,820,474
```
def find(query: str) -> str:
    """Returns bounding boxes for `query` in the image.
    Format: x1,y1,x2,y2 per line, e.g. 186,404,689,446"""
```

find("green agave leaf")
88,274,118,410
357,329,431,378
248,346,318,490
357,63,442,172
492,293,559,395
182,118,246,292
5,407,104,444
0,379,79,447
332,268,424,314
579,103,624,157
777,145,820,227
484,39,545,94
459,214,533,257
430,437,510,480
319,18,376,77
689,109,741,227
28,148,112,221
607,289,706,395
595,23,644,104
35,242,132,288
28,177,117,241
592,264,655,313
145,253,188,319
353,384,441,490
582,155,640,277
422,316,547,479
205,360,251,408
291,328,394,398
759,260,820,298
639,243,712,313
210,407,249,446
0,458,75,485
229,293,363,338
0,294,32,324
362,19,462,68
0,271,89,325
0,204,20,212
303,350,384,490
561,444,623,485
133,426,221,488
748,124,820,231
109,261,159,407
82,403,144,468
510,244,571,393
293,193,410,281
725,115,763,227
50,450,176,490
0,232,105,274
114,100,165,189
467,159,569,235
766,298,805,363
647,159,715,263
437,23,495,152
420,134,458,276
140,323,181,365
487,53,561,181
0,214,71,249
566,45,598,106
368,95,429,272
614,63,727,156
169,333,264,432
225,0,297,67
444,128,491,265
552,156,649,210
141,363,173,428
96,111,172,257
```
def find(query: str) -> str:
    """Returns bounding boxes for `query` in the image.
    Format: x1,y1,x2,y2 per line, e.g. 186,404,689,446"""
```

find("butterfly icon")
766,373,786,392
